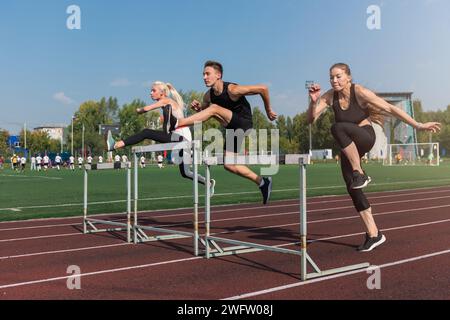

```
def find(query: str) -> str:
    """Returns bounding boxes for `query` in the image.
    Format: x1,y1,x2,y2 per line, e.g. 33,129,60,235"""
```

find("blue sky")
1,0,450,134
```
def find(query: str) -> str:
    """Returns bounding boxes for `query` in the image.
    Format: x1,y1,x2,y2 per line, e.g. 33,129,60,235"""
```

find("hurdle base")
204,245,265,258
203,236,302,258
133,225,197,245
304,262,371,280
134,232,191,244
202,236,370,281
84,218,131,242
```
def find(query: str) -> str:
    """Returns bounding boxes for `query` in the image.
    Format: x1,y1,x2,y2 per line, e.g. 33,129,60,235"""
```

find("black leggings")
123,129,206,185
331,123,376,212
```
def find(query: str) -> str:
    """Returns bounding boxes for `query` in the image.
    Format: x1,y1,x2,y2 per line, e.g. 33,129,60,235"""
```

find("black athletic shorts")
224,112,253,154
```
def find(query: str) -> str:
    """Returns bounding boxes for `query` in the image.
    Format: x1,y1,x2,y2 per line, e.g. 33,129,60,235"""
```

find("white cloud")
110,78,132,87
53,92,75,105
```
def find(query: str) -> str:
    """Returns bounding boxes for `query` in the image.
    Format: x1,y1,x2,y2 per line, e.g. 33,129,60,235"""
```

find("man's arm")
191,91,211,112
228,84,277,121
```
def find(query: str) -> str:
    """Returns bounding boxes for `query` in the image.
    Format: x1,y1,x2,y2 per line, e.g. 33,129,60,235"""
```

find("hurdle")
83,162,132,243
131,140,201,256
202,154,370,281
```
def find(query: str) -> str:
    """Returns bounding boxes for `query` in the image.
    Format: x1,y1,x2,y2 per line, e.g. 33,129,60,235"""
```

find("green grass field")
1,161,449,222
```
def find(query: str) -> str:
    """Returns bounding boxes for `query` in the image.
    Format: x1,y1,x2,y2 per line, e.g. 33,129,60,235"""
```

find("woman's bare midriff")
358,118,372,127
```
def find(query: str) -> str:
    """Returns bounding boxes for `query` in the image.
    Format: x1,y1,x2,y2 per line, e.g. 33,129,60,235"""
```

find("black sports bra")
332,84,370,124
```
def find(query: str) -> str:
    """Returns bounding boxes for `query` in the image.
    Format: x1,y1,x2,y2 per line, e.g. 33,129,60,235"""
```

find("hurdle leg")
127,164,131,243
298,156,370,280
193,141,199,256
134,153,138,244
83,168,88,234
82,163,134,240
205,164,211,259
299,159,308,281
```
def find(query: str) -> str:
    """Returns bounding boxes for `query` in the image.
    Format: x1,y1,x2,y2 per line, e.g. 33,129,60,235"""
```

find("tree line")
0,93,448,158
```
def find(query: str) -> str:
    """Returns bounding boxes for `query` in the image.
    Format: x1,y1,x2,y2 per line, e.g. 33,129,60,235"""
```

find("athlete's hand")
136,108,146,114
191,100,202,112
416,122,442,133
308,84,321,103
266,109,278,121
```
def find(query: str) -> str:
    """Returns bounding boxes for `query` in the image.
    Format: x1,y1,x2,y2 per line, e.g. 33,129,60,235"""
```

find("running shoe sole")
359,234,386,252
352,176,372,190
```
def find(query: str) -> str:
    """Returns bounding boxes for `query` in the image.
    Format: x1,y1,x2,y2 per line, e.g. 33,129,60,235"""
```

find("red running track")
0,186,449,300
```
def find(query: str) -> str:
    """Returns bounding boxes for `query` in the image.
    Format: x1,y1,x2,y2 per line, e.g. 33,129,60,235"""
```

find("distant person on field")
157,154,164,169
36,154,42,172
43,154,50,171
20,156,26,172
31,155,36,171
69,155,75,170
55,154,62,171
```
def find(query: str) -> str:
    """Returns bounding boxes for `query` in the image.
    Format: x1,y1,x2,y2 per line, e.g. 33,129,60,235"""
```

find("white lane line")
2,186,448,230
0,223,77,232
223,248,450,300
144,196,450,229
0,256,201,290
0,243,130,260
266,218,450,250
1,179,53,183
144,189,450,220
2,199,450,244
0,233,80,243
0,219,450,292
0,174,63,180
55,188,450,224
1,180,450,213
2,208,450,261
1,219,449,290
212,207,450,237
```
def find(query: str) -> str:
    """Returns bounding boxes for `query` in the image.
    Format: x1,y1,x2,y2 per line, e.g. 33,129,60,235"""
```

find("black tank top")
332,84,370,124
210,82,252,120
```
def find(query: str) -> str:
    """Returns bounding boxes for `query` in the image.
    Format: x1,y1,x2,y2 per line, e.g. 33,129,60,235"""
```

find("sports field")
1,161,449,222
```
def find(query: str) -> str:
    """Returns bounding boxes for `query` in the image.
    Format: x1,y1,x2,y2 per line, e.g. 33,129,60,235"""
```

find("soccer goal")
383,143,440,166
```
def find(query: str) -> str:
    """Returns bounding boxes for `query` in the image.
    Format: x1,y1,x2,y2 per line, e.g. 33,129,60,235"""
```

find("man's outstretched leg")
167,104,232,133
223,153,273,205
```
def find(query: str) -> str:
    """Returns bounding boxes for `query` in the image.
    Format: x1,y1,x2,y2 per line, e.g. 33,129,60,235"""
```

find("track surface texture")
0,186,449,300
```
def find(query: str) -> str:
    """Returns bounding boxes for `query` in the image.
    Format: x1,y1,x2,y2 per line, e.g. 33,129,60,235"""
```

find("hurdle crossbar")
83,162,132,243
203,154,277,166
132,141,191,154
202,155,370,281
131,140,201,256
